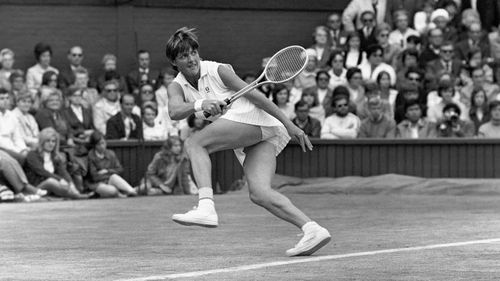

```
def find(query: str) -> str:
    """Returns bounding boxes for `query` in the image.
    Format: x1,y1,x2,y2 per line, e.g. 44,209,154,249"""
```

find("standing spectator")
141,136,194,195
0,48,17,91
326,50,347,90
342,0,388,32
72,68,99,108
478,100,500,137
291,101,321,138
155,68,184,137
430,8,458,43
35,90,72,146
358,96,396,138
126,50,160,95
86,131,137,197
311,26,332,69
96,54,128,94
388,10,420,49
142,103,167,141
359,44,397,85
271,84,295,120
59,46,95,91
93,80,121,135
26,42,59,95
427,80,468,123
0,89,29,162
425,41,462,91
358,11,378,51
326,12,348,50
469,87,490,135
395,100,437,138
11,92,39,150
24,128,90,199
105,93,143,140
436,103,475,137
344,32,368,68
454,22,491,61
375,23,401,68
321,94,361,139
419,27,444,68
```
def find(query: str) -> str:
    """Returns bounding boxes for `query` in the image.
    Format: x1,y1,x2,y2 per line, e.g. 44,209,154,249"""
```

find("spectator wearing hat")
430,8,458,43
359,44,397,85
11,91,39,150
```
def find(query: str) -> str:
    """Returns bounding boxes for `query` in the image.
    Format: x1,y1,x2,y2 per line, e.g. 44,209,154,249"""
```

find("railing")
108,139,500,192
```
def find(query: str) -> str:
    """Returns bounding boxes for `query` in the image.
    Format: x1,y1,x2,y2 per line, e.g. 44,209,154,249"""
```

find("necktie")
447,62,452,72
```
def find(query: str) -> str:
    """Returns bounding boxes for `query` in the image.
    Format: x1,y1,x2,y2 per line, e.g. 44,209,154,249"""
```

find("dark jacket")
105,112,143,140
126,68,160,94
61,106,94,138
24,150,71,186
35,108,71,145
87,149,123,183
292,116,322,138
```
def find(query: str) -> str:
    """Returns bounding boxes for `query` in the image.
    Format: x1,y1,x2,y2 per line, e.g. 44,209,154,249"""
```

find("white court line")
117,238,500,281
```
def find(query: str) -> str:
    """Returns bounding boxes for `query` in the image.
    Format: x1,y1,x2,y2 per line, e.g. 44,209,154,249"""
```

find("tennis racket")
203,45,309,117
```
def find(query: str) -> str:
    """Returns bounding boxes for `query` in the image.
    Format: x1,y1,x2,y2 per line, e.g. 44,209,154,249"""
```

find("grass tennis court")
2,190,500,280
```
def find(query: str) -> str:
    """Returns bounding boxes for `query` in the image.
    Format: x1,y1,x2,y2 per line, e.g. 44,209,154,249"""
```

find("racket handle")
202,98,232,118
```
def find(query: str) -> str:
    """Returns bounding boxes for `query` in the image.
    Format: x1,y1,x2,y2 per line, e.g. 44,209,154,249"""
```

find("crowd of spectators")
2,0,500,201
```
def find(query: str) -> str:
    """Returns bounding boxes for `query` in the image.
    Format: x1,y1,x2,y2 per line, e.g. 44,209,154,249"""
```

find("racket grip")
202,98,232,118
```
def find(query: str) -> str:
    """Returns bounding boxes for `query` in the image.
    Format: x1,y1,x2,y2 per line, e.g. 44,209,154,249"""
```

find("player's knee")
249,189,271,207
184,136,202,155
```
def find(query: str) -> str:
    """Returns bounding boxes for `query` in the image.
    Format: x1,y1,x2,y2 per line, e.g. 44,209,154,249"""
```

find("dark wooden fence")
108,139,500,191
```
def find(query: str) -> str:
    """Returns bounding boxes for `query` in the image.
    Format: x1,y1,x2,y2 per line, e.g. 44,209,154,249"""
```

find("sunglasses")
408,76,421,81
379,33,389,37
363,18,374,22
441,50,454,53
317,77,329,81
72,53,83,57
336,103,349,108
105,88,118,92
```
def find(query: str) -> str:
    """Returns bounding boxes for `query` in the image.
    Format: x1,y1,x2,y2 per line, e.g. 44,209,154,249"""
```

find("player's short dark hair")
165,27,200,63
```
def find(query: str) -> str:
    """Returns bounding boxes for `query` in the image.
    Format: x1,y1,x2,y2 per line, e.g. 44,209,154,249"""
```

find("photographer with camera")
436,103,475,138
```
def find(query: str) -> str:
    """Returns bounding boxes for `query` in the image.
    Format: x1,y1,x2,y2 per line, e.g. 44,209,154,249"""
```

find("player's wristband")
194,99,205,112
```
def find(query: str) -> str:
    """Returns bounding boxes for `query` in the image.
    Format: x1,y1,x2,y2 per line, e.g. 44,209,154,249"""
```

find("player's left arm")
217,64,312,151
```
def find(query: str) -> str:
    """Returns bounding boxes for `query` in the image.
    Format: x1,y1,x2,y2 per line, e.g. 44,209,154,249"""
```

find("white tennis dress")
173,60,291,162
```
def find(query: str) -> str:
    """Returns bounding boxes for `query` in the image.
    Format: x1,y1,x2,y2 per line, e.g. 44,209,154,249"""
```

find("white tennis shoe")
172,206,218,228
286,223,331,257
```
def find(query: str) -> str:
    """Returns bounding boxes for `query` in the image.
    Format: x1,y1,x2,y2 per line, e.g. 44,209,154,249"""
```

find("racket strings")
265,47,307,83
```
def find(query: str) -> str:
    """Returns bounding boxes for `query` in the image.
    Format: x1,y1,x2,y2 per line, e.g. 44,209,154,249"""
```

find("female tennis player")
166,27,330,256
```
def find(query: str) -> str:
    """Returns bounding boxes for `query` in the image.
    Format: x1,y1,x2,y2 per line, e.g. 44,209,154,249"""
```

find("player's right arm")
167,81,226,120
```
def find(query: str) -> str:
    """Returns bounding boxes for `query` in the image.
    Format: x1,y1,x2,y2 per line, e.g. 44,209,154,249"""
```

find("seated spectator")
9,71,27,108
291,100,321,138
478,101,500,138
59,46,96,92
72,68,99,108
293,49,318,91
105,93,143,140
310,25,332,69
86,131,137,197
141,136,195,195
488,23,500,77
303,71,332,122
93,80,121,135
420,27,444,69
406,35,422,52
0,89,29,162
26,42,59,95
326,12,348,50
396,48,419,83
426,73,460,109
430,8,457,43
179,114,210,141
344,67,365,108
436,103,475,137
388,10,420,49
454,22,490,62
427,80,468,123
321,93,360,139
62,87,94,146
11,92,39,149
358,96,396,138
126,50,160,95
0,150,46,202
24,128,90,199
138,83,156,109
342,0,385,32
394,82,423,124
35,90,73,146
97,54,128,93
344,32,367,68
300,87,324,124
359,44,396,85
356,82,393,120
414,0,436,35
0,48,18,92
142,103,167,141
375,23,401,68
425,41,462,91
377,71,398,115
469,88,491,136
460,67,499,107
271,84,295,120
357,11,377,52
36,70,60,111
326,50,347,90
155,68,184,136
395,100,437,138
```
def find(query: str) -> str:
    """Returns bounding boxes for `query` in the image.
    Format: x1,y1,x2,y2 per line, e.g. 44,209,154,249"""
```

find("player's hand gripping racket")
203,45,309,117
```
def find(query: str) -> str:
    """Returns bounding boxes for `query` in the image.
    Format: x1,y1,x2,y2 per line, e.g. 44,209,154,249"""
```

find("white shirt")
11,107,39,147
328,69,347,90
143,121,168,141
317,88,328,104
321,113,361,139
388,28,420,49
359,62,397,85
93,98,121,135
345,50,366,68
0,109,27,153
26,63,59,93
43,152,55,173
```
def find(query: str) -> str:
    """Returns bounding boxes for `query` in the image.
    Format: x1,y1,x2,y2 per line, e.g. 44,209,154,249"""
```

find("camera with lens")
448,111,459,123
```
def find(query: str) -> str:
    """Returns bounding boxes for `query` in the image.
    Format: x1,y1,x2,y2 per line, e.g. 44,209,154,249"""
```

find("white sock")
301,221,319,233
198,187,214,210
